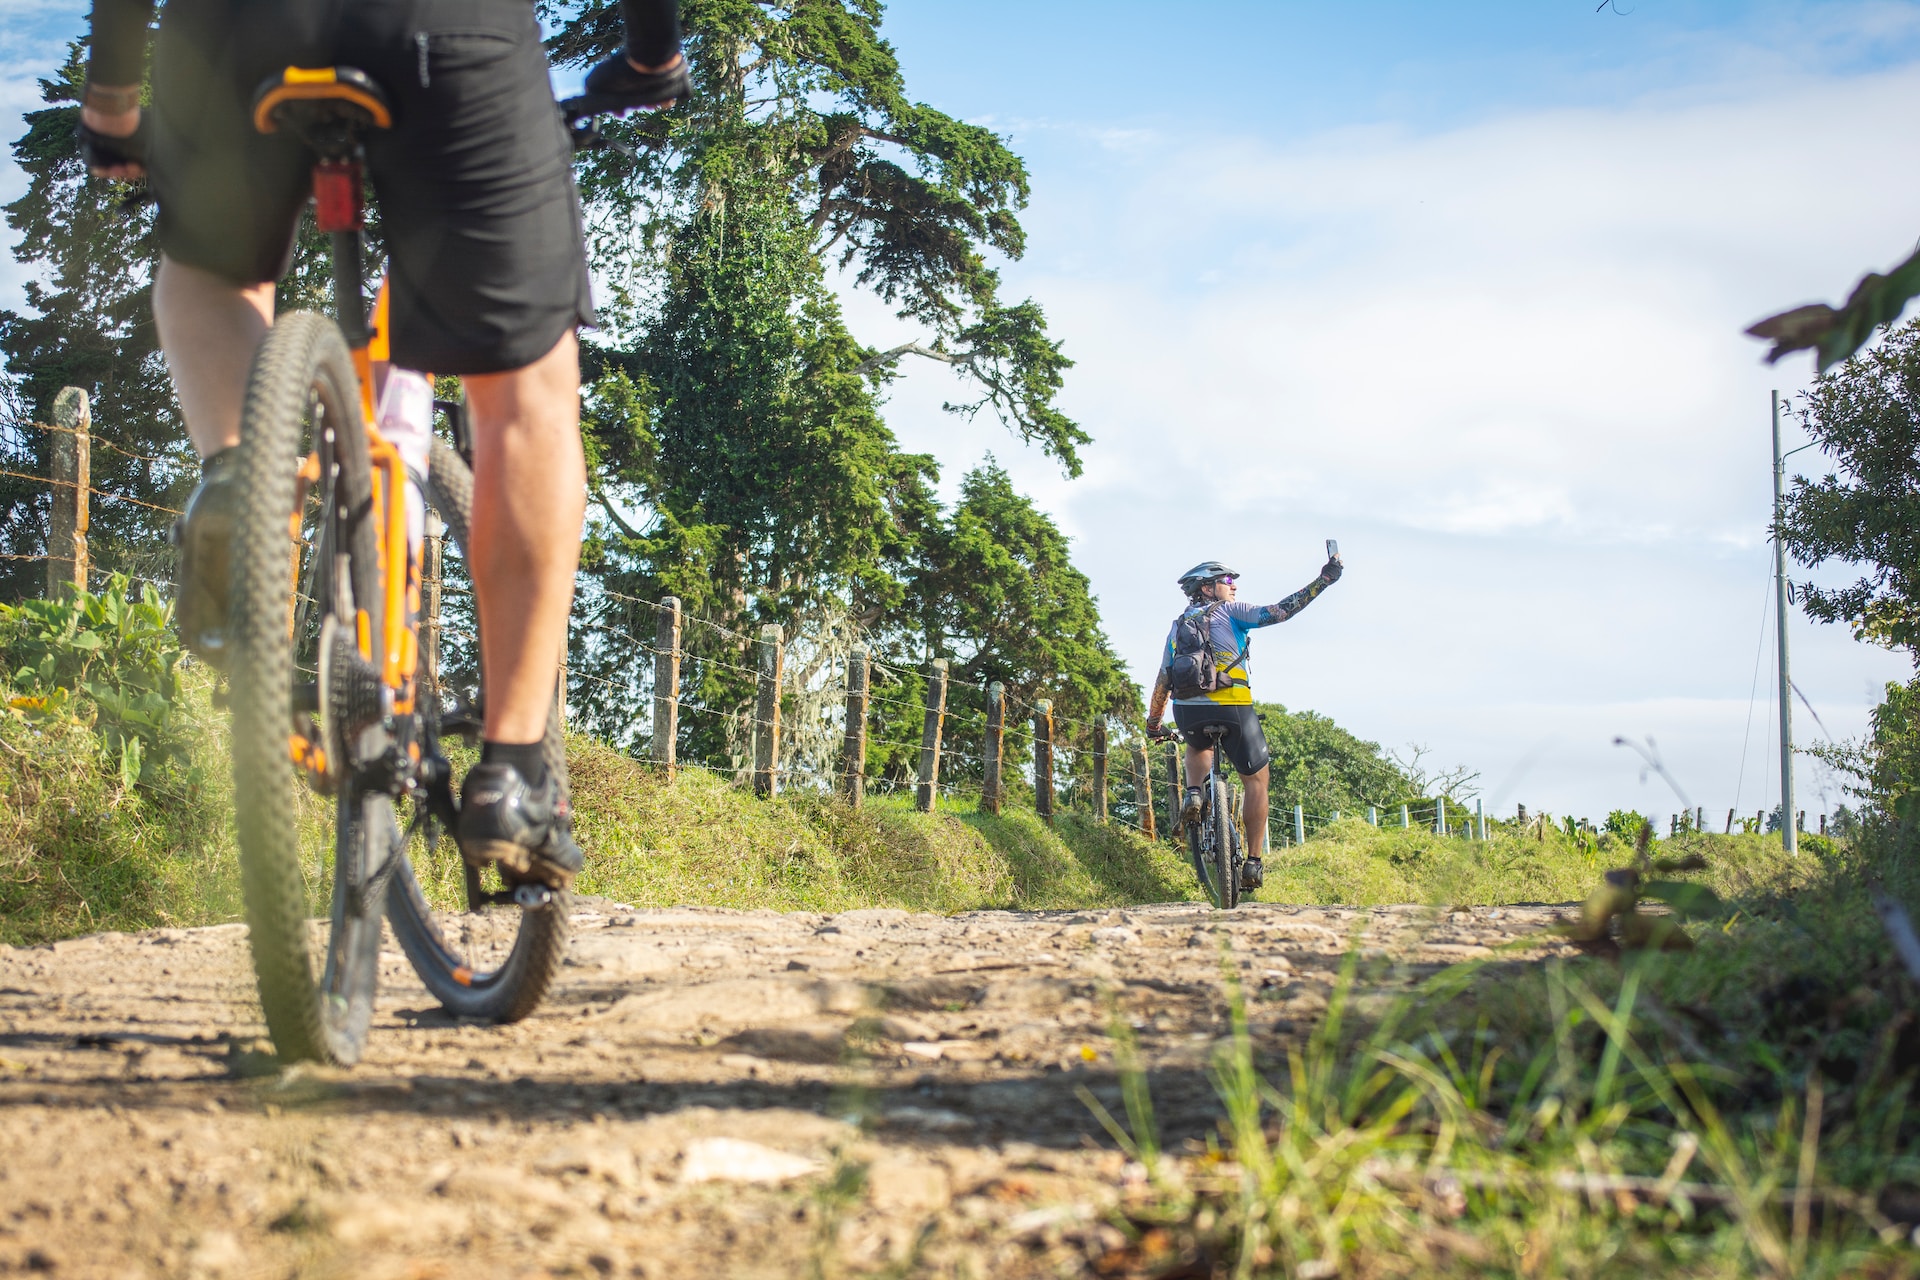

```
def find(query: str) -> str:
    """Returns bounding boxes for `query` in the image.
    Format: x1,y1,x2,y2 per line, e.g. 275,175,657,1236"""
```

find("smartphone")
1326,538,1340,561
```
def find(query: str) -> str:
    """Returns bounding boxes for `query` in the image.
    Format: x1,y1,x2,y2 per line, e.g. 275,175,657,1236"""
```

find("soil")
0,898,1574,1278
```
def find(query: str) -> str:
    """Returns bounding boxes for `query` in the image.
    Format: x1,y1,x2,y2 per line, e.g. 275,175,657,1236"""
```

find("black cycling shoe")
456,763,584,889
1240,856,1264,891
578,51,689,113
1182,786,1204,824
171,447,240,668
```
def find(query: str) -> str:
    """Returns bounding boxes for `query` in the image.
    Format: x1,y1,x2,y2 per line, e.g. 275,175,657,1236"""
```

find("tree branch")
592,485,648,542
853,342,975,377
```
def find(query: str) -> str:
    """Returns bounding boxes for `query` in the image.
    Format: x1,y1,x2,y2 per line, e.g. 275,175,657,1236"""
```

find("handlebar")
1148,723,1230,746
558,96,641,158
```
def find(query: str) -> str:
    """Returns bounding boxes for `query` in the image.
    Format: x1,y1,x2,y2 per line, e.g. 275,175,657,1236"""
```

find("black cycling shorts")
1172,703,1270,777
147,0,595,375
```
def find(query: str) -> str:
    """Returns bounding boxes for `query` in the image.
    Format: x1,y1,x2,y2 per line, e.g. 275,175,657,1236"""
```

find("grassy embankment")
1,680,1206,945
1,674,1815,946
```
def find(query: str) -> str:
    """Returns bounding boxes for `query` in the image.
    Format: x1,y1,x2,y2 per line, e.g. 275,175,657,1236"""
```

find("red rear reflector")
312,160,363,232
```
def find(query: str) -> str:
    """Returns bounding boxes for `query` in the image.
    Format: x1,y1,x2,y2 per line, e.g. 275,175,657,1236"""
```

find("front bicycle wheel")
384,438,571,1022
1211,777,1239,909
230,311,390,1065
1188,780,1230,909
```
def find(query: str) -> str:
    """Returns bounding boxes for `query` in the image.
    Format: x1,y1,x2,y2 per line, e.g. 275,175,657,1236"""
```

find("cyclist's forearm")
1257,571,1336,625
1147,671,1170,724
87,0,156,90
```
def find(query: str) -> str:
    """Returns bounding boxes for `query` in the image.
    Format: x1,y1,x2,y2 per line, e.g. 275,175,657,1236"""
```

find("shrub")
0,577,188,788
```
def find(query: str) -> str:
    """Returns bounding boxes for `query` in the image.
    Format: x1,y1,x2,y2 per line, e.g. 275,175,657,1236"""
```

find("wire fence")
11,391,1834,851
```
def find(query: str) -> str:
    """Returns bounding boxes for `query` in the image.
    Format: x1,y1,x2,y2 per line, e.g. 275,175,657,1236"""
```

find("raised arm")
1249,558,1343,627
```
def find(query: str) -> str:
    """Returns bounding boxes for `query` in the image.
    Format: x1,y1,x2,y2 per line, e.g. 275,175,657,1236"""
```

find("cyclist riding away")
77,0,687,888
1145,554,1343,891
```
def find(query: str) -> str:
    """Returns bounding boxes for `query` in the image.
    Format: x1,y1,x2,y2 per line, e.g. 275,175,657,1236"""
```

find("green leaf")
118,735,143,791
1640,880,1727,920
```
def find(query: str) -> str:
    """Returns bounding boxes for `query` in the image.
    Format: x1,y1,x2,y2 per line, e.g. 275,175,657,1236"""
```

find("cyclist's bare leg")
1184,745,1212,788
152,255,274,458
1242,765,1270,858
463,330,586,747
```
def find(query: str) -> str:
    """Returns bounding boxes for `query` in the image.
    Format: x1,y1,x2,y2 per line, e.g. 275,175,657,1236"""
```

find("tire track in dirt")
0,900,1573,1278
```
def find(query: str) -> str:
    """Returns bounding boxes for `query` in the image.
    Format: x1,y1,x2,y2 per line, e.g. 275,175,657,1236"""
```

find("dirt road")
0,899,1571,1278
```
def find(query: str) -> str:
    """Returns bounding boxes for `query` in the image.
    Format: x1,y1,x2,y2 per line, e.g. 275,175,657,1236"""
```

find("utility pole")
1772,390,1797,855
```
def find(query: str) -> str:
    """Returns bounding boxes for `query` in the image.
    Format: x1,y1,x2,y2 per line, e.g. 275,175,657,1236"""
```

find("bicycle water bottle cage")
251,67,392,233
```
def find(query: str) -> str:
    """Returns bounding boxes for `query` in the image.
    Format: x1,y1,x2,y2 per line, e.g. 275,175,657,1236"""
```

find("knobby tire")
1211,777,1239,909
230,312,388,1065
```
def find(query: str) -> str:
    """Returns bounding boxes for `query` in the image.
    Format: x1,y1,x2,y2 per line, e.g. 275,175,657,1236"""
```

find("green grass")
0,675,240,946
1270,815,1809,907
0,709,1199,945
1096,830,1920,1278
521,735,1198,914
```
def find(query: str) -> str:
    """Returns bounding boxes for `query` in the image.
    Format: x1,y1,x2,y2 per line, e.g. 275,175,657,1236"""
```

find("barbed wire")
10,416,190,468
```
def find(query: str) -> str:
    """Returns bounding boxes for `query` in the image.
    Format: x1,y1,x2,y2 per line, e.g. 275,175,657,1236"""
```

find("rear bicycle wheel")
230,312,391,1065
1211,777,1239,910
384,438,571,1022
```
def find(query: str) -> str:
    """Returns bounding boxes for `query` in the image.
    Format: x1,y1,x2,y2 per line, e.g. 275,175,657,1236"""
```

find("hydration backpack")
1166,604,1249,698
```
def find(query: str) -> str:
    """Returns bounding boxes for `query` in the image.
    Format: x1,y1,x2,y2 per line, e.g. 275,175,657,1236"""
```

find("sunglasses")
1212,576,1236,587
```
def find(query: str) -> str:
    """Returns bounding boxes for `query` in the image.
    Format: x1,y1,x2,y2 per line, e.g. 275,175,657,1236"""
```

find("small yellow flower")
1079,1044,1097,1062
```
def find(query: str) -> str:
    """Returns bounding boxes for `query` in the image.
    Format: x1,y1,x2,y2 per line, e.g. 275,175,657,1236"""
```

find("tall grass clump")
0,579,239,944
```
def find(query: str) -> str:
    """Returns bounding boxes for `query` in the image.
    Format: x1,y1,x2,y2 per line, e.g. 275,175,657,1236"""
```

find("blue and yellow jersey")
1157,575,1334,707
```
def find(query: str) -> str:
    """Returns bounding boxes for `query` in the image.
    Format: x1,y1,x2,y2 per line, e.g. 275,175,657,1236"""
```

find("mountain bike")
1165,724,1245,910
228,68,610,1065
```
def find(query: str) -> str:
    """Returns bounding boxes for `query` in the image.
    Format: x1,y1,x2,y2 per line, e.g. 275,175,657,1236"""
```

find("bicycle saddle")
251,66,392,155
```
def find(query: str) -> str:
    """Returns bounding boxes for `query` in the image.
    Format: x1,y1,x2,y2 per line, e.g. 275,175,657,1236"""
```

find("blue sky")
4,1,1918,826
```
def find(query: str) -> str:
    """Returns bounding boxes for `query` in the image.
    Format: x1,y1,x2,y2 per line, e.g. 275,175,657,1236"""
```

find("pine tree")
0,45,191,600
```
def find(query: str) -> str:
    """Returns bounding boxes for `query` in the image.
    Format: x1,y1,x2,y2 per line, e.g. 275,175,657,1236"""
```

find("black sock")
620,0,681,67
481,739,546,788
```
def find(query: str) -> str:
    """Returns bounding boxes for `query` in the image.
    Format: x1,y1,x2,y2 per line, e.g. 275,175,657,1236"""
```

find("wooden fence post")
753,624,783,796
981,681,1004,815
916,658,949,812
1033,699,1054,822
652,596,681,777
842,645,869,807
46,387,89,597
422,507,444,688
1131,746,1154,840
1091,720,1108,822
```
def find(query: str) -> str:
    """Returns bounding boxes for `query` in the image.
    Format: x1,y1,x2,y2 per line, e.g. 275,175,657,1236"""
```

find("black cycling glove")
1321,558,1343,583
77,115,149,174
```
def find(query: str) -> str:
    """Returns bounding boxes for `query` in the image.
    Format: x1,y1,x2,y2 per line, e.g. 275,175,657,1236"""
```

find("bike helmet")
1177,560,1237,598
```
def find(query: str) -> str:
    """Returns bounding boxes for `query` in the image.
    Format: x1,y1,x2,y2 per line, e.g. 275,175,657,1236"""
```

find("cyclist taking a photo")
1146,554,1343,890
76,0,686,887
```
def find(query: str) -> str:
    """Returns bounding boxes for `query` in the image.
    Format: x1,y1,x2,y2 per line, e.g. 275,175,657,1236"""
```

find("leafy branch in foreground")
1748,243,1920,374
